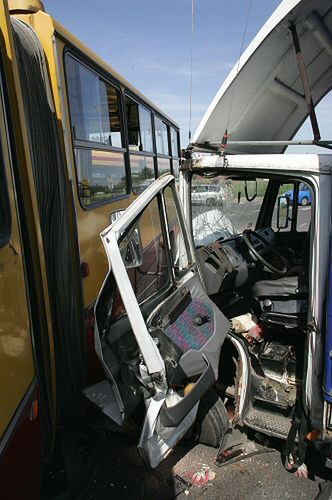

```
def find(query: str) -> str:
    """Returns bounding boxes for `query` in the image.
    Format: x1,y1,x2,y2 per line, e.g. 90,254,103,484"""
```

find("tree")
138,166,154,180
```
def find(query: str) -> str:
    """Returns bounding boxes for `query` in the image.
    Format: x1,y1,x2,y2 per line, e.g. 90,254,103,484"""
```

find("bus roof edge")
8,0,45,14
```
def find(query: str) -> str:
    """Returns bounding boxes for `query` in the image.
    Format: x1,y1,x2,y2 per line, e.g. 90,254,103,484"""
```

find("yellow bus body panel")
0,2,35,437
0,2,57,436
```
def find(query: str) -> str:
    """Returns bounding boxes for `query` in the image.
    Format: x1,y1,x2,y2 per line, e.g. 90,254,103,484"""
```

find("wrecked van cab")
91,152,332,472
181,153,330,469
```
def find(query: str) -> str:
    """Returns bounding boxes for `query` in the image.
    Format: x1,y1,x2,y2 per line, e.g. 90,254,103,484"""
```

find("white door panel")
85,174,230,468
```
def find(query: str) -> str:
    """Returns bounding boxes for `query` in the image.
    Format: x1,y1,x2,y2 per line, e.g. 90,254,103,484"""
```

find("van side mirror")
121,226,143,269
277,196,290,230
111,210,143,269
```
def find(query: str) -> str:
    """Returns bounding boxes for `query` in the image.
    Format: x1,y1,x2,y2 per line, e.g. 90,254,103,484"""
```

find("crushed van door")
83,174,230,468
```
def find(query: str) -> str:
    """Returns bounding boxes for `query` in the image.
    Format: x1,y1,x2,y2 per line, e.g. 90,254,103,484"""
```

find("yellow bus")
0,0,180,496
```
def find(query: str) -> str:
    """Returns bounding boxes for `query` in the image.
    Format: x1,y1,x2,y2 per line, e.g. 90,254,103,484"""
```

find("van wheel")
207,198,215,206
300,196,309,206
196,388,229,447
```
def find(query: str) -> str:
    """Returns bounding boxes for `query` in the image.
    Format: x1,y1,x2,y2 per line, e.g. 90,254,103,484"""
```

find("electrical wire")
188,0,195,142
225,0,254,135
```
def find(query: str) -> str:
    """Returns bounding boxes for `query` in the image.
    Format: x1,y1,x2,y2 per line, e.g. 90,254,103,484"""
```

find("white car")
191,184,223,206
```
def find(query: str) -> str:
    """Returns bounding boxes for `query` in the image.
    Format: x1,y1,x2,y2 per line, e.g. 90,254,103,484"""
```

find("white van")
85,0,332,482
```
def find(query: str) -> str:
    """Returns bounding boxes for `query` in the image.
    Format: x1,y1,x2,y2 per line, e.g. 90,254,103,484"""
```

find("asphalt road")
192,199,311,238
83,429,325,500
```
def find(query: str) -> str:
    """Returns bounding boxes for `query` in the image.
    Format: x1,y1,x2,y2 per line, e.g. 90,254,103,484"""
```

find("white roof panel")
192,153,332,175
193,0,332,153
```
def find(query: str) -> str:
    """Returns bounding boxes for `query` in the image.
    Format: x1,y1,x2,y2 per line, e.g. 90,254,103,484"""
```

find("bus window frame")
63,50,131,211
64,48,181,206
153,115,181,178
169,126,181,177
124,94,156,156
124,92,180,180
154,114,171,162
124,92,157,188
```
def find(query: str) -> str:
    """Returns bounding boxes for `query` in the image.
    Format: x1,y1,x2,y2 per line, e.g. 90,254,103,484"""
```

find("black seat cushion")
252,275,308,298
252,275,308,328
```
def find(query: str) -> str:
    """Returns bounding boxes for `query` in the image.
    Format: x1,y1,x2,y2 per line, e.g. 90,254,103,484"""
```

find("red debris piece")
247,323,265,344
191,467,215,485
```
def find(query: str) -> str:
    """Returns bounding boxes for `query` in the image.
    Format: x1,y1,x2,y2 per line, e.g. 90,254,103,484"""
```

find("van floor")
81,423,324,499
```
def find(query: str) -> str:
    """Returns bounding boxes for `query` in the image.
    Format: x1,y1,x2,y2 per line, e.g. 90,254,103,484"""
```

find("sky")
43,0,331,153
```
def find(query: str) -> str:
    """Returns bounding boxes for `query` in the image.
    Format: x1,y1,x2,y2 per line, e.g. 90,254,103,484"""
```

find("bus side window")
170,126,180,178
125,96,155,194
65,54,128,207
154,116,171,177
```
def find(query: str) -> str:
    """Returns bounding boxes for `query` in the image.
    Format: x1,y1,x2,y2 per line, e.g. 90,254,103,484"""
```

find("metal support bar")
188,142,219,153
217,140,332,147
289,22,321,141
191,140,332,152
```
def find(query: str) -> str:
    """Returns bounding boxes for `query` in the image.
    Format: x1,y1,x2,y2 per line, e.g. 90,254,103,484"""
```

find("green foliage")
138,166,154,180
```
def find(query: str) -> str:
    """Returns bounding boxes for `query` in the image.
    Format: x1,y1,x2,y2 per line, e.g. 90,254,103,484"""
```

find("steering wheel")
242,229,287,276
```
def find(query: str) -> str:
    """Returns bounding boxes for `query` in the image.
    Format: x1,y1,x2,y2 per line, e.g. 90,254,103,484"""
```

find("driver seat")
252,276,307,328
252,231,310,328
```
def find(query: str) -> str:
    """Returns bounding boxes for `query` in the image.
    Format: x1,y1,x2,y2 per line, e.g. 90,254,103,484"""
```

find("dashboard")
196,238,249,296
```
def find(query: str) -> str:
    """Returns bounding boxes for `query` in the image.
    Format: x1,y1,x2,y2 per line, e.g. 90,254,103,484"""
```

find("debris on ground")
175,474,192,490
216,439,274,467
191,466,216,485
174,474,193,496
294,463,309,479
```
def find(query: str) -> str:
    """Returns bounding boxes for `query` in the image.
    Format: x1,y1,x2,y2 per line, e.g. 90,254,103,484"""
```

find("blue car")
284,182,311,206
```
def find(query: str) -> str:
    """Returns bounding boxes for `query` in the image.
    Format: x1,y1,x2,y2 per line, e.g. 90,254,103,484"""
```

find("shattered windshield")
191,174,269,246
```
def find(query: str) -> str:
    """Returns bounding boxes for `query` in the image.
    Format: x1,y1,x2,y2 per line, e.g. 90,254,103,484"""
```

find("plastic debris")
231,313,256,334
192,466,215,485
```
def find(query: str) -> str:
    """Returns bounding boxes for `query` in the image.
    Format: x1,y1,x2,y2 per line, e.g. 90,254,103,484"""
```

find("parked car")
191,184,223,205
284,182,311,206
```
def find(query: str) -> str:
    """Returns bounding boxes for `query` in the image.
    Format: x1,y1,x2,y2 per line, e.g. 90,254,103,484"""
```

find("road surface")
83,428,325,500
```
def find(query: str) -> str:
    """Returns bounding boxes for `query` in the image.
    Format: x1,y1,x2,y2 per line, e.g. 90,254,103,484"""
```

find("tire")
196,388,229,447
300,196,309,206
